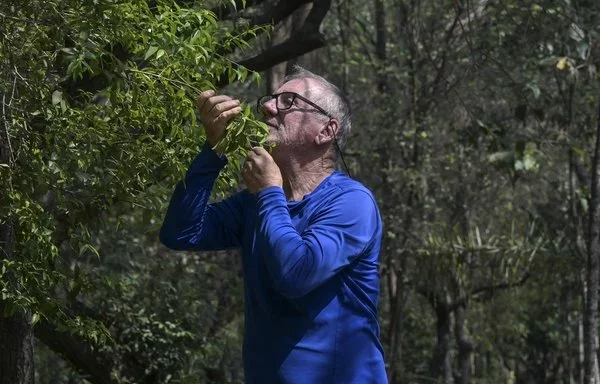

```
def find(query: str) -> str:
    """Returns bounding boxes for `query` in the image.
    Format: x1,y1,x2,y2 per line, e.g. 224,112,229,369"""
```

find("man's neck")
279,160,335,201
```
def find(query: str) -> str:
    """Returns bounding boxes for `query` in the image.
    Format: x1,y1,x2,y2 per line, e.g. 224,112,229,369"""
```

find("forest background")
1,0,600,383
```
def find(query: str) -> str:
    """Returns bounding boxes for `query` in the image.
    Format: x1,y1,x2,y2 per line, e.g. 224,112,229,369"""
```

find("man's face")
261,78,329,150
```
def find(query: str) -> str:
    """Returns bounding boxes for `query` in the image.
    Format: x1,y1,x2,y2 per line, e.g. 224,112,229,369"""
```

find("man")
160,67,387,383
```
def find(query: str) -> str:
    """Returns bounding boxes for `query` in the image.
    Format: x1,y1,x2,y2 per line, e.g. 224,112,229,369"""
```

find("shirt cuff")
202,142,228,161
256,186,285,202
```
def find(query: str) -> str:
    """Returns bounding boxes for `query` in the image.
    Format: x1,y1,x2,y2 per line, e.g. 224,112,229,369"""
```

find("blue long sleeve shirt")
160,144,387,384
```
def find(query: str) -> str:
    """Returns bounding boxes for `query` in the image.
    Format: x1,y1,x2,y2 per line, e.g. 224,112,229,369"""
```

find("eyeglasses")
256,92,333,118
256,91,352,178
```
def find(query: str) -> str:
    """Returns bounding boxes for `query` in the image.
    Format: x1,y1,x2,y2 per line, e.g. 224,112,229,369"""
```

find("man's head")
258,66,352,166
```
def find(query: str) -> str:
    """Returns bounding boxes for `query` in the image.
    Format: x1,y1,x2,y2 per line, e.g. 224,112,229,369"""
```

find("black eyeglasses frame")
256,92,333,118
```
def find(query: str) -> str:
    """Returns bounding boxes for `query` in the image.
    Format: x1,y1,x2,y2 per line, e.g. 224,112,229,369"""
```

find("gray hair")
284,66,352,152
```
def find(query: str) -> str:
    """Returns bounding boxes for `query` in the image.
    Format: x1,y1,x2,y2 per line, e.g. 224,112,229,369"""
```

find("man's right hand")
196,90,242,149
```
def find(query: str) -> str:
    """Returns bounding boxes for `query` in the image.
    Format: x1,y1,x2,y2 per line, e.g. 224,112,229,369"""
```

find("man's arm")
255,186,381,299
160,90,245,251
159,143,246,251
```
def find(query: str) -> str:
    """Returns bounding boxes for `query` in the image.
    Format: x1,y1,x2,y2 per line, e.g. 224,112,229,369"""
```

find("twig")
0,12,52,26
128,68,203,95
1,80,16,192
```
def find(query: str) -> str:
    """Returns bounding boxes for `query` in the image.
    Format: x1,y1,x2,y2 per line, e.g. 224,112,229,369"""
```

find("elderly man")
160,67,387,383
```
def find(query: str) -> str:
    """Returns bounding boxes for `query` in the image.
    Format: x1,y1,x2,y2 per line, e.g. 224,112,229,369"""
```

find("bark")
585,98,600,384
450,170,472,384
0,301,34,384
454,304,473,384
265,6,295,93
264,1,325,93
334,0,349,93
374,0,387,93
0,78,34,384
33,320,118,384
0,225,35,384
387,268,405,384
429,299,454,384
286,3,319,72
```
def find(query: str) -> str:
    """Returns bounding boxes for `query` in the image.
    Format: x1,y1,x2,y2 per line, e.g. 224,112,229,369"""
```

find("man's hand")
196,90,241,149
243,147,283,194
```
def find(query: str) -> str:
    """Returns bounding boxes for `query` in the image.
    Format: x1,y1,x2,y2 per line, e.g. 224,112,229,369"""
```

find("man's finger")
251,146,270,156
216,107,242,123
210,99,240,119
196,90,215,110
199,95,234,117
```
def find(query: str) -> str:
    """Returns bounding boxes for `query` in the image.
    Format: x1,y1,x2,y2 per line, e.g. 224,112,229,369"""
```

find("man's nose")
261,98,278,116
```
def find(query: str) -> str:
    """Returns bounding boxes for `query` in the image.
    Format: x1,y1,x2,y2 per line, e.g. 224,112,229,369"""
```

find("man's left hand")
243,147,283,194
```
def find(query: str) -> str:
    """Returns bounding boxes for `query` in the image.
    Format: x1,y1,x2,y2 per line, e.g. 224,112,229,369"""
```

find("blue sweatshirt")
160,144,387,384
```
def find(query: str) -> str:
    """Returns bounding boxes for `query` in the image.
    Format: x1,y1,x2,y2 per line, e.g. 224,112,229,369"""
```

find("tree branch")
34,320,119,384
34,300,148,384
245,0,313,27
239,32,326,72
247,0,329,69
448,271,532,312
217,0,331,85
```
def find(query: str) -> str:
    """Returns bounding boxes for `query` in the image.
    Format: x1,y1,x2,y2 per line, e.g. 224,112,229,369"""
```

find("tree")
0,0,333,382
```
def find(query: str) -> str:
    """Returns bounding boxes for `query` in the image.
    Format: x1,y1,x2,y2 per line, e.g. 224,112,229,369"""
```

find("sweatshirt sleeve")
255,186,381,299
159,143,245,251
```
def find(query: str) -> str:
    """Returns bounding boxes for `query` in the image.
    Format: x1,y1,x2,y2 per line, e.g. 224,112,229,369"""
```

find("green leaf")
144,46,159,60
80,244,100,260
52,90,63,106
569,22,585,42
488,151,514,164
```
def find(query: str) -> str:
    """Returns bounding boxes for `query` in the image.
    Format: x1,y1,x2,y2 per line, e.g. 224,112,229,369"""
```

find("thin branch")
1,72,17,173
0,12,53,26
447,271,532,311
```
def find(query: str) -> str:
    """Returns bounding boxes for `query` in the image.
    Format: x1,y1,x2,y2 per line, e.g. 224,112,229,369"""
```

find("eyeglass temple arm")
333,138,352,178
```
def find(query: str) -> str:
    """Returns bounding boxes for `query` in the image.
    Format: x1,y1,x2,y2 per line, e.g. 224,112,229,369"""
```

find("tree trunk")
1,79,35,383
0,223,34,384
286,3,318,71
387,267,405,384
266,3,315,93
585,98,600,384
374,0,387,93
430,300,454,384
265,11,292,93
454,304,473,384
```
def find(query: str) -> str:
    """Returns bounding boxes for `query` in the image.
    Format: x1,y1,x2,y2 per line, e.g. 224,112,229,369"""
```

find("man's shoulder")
329,172,377,200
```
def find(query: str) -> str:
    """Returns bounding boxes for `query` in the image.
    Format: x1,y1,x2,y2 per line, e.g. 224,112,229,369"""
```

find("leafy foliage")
0,0,267,376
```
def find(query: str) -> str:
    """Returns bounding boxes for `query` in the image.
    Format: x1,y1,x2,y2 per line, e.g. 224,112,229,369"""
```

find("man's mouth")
264,121,278,129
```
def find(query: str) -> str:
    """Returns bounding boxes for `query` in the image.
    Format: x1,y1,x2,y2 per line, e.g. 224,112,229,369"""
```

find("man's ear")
315,119,340,146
